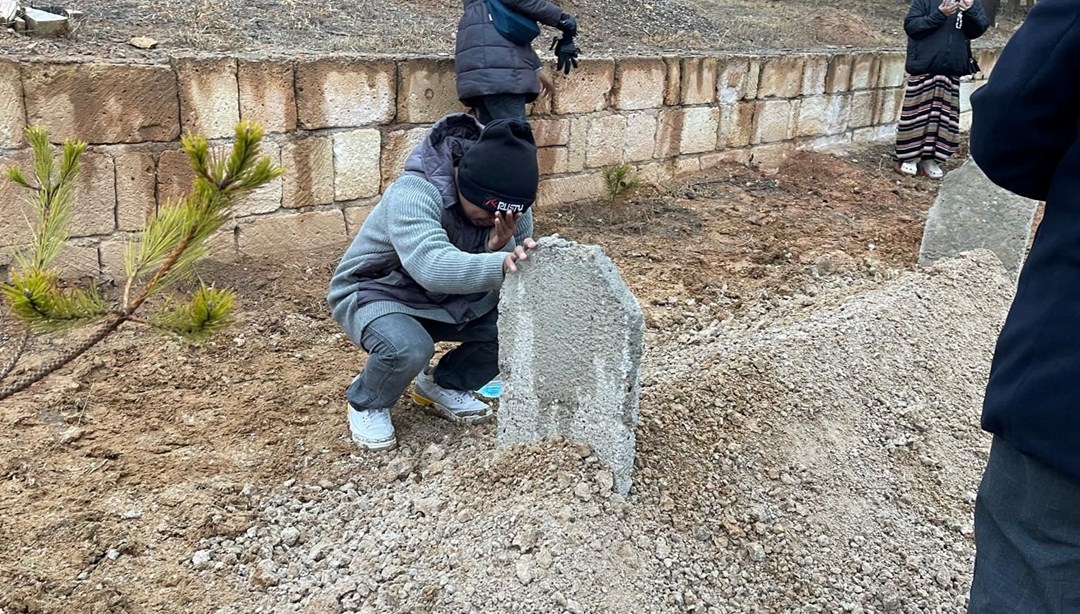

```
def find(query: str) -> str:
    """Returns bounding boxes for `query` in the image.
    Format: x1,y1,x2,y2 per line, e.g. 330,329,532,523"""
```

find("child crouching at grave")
327,114,539,451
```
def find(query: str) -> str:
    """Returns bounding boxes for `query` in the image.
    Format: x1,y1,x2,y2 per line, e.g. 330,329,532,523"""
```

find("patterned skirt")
895,74,961,162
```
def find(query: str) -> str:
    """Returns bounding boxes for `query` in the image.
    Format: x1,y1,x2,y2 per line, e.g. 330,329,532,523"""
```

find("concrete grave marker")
919,158,1039,280
497,237,645,495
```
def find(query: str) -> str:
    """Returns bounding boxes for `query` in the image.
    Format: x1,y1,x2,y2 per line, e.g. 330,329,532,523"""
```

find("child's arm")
500,0,563,27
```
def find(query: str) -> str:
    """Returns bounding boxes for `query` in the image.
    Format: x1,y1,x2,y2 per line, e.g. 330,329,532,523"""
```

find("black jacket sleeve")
970,0,1080,201
905,0,949,40
962,1,991,39
499,0,563,27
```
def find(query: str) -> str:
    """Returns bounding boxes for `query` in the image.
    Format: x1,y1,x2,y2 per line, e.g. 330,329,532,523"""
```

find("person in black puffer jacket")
895,0,989,179
455,0,577,123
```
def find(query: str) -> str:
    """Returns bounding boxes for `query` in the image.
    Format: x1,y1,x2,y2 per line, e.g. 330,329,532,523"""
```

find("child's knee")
393,336,436,373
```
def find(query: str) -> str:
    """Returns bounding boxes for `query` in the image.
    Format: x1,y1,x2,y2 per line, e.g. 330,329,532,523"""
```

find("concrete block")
175,57,239,140
56,241,100,279
701,149,752,169
613,59,666,110
71,151,116,238
623,112,658,162
397,58,462,124
959,110,973,132
824,94,852,136
796,96,829,138
333,129,382,201
852,124,897,143
635,160,675,188
206,227,240,263
802,55,829,96
717,57,753,104
115,150,156,231
753,99,795,144
238,209,347,255
662,55,681,106
553,59,614,115
234,143,282,217
536,172,604,208
0,149,31,247
0,59,24,149
849,90,879,129
537,146,569,176
295,57,396,129
719,102,756,149
676,156,701,175
750,143,792,175
22,62,180,144
850,53,880,91
960,80,984,114
282,136,335,208
98,239,127,280
876,52,907,89
758,56,805,99
796,132,853,152
876,88,904,126
532,118,570,147
345,204,375,237
157,148,198,205
655,108,683,159
566,116,589,173
919,159,1038,281
680,57,719,105
680,107,721,155
825,54,854,94
238,59,297,133
380,126,429,190
586,114,628,169
497,237,644,495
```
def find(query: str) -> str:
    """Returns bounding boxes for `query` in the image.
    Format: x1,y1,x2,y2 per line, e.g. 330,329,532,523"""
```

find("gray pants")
968,436,1080,613
473,94,528,124
346,310,499,411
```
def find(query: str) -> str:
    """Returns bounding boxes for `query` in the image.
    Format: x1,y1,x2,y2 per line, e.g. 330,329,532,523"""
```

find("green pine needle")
1,268,109,332
151,286,235,342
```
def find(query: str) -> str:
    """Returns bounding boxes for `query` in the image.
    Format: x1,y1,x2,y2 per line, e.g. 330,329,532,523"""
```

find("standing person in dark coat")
966,1,1080,611
896,0,990,179
455,0,579,123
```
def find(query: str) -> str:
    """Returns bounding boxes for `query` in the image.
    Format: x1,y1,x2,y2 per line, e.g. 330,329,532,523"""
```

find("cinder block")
753,99,795,144
719,102,756,149
717,57,753,104
662,55,681,106
876,88,905,125
0,59,25,149
333,129,382,201
850,53,880,91
796,96,829,138
234,143,282,217
0,149,32,247
750,143,792,175
498,237,644,495
758,56,805,99
623,112,658,162
680,57,719,105
537,146,569,176
238,210,347,255
655,108,683,159
175,57,239,140
98,239,127,280
960,80,985,114
635,159,675,188
282,136,335,208
238,59,297,133
380,126,429,190
345,203,375,237
802,55,829,96
825,54,854,94
296,57,396,129
157,148,198,205
876,52,907,89
532,118,570,147
536,172,604,208
676,156,701,175
22,61,180,144
680,107,721,155
115,150,156,231
566,116,589,173
613,59,666,110
71,151,116,238
586,114,628,168
56,241,100,279
701,149,752,169
849,90,879,129
397,58,462,124
824,94,852,136
552,59,615,115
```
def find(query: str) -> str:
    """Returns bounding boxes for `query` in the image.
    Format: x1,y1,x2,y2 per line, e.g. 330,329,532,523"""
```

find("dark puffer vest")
904,0,990,76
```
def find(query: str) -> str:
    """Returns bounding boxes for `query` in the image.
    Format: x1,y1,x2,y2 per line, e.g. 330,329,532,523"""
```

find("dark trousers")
473,94,528,124
346,310,499,411
968,436,1080,613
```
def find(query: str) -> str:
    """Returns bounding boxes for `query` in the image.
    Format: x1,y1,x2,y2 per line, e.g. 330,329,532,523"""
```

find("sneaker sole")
410,392,494,424
351,433,398,452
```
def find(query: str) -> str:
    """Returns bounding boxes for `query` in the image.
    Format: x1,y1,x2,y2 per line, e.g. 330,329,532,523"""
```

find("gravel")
191,250,1012,613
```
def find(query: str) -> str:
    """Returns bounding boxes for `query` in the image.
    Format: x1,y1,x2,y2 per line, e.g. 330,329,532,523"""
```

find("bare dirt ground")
0,143,983,613
1,0,1023,59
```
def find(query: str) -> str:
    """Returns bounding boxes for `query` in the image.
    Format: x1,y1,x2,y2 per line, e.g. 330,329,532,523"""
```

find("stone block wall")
0,48,1001,277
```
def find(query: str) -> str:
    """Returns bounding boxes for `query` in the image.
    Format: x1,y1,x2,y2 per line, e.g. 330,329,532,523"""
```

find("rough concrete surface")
919,159,1039,280
497,237,645,495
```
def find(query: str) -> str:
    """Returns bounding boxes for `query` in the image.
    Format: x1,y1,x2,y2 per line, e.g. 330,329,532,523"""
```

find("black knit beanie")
457,119,539,213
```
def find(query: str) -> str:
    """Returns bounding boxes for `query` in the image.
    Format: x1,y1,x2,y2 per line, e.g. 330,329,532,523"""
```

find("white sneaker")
919,159,944,179
410,368,493,423
348,405,397,451
899,160,918,176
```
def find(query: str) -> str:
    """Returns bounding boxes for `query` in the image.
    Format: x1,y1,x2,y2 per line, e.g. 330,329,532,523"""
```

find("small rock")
384,457,416,482
573,482,592,501
615,542,640,568
747,542,766,563
129,36,158,49
303,594,342,614
251,559,280,588
281,526,300,547
422,443,447,462
512,529,539,553
191,550,212,570
565,598,584,614
595,469,614,492
119,509,143,520
573,441,592,458
535,548,553,570
106,549,120,561
514,559,534,585
59,427,85,445
935,570,951,588
309,542,328,562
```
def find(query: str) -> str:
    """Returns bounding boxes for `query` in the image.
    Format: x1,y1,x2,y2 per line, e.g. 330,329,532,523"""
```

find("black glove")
556,12,577,37
550,35,580,76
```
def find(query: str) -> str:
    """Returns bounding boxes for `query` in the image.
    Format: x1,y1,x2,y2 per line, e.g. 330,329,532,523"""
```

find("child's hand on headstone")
503,238,538,274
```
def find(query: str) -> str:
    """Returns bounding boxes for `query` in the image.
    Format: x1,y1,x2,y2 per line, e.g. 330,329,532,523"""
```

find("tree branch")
0,317,125,402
